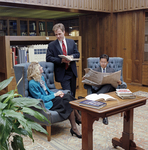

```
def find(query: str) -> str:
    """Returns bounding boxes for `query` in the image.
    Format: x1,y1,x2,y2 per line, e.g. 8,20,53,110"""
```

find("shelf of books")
0,36,82,94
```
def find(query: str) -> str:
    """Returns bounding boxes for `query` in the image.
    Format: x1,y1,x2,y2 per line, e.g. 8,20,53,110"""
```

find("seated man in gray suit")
83,54,122,125
92,54,122,94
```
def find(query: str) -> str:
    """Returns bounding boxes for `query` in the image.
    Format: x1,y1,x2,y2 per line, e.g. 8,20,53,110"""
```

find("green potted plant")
0,77,49,150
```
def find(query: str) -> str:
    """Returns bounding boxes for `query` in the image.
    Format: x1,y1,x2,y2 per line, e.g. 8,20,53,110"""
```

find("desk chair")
14,62,70,141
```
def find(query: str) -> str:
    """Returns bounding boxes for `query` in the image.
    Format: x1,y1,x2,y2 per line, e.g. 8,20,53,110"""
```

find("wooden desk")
70,92,147,150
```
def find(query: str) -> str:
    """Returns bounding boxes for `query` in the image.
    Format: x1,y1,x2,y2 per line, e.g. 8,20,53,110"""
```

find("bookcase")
0,36,82,94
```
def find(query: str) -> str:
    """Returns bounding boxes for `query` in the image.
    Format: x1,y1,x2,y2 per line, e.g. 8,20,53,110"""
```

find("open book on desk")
58,55,80,61
85,93,117,101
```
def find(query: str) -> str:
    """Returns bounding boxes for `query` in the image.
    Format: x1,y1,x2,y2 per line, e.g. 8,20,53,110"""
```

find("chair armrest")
84,84,93,95
117,81,127,89
50,89,71,94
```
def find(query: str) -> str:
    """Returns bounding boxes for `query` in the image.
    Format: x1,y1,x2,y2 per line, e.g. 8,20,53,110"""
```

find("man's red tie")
62,41,68,69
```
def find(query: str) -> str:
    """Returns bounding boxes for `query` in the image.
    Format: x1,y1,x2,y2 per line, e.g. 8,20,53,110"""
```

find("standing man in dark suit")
46,23,80,97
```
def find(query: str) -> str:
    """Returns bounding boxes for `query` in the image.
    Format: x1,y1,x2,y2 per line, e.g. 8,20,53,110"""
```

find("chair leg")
46,125,51,141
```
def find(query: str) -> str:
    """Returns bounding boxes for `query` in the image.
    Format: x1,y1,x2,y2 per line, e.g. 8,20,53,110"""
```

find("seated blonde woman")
27,62,81,138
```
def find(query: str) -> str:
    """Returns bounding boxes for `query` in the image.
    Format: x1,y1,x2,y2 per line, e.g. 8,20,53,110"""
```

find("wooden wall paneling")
73,0,78,9
49,0,56,6
98,17,105,55
90,15,97,57
146,0,148,7
103,0,108,11
113,0,118,11
118,0,123,11
92,0,98,11
88,0,92,10
124,12,133,83
111,13,117,57
29,0,36,5
135,0,139,9
103,0,111,12
83,0,87,10
61,0,67,7
0,37,6,94
104,14,112,56
98,0,103,11
142,64,148,85
42,0,49,5
117,13,125,62
5,36,12,92
67,0,73,8
132,11,145,83
22,0,29,3
78,0,84,9
87,16,93,57
56,0,62,7
79,15,88,75
124,0,128,11
128,0,134,10
96,14,100,57
6,0,14,2
0,37,6,74
140,0,145,8
36,0,42,5
117,13,128,82
15,0,22,3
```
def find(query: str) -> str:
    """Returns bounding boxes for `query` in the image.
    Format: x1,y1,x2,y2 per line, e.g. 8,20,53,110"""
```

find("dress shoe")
75,118,81,125
78,96,85,99
102,117,108,125
70,128,82,138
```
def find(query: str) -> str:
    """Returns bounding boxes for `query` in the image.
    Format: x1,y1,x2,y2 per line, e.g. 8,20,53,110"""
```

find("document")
58,55,80,61
82,68,121,88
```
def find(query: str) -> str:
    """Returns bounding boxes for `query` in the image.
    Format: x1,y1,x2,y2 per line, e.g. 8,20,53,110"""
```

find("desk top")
70,92,147,117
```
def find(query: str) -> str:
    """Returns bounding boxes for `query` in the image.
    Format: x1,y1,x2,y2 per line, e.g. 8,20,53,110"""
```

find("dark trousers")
92,84,116,94
60,67,76,97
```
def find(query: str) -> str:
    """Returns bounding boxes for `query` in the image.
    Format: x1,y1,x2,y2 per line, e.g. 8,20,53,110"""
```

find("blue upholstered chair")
14,62,70,141
84,57,127,95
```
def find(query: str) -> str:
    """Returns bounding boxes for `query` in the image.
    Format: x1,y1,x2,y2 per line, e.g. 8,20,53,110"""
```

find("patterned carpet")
23,91,148,150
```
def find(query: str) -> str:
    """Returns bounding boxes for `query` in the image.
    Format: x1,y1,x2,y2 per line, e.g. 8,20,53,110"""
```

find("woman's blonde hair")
27,62,42,82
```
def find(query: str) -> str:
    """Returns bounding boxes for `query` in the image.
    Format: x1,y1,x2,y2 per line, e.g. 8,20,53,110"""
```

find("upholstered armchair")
84,57,127,95
14,62,70,141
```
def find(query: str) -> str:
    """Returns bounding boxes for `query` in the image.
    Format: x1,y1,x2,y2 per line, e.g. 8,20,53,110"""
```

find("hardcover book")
79,100,107,109
85,93,117,101
116,89,136,99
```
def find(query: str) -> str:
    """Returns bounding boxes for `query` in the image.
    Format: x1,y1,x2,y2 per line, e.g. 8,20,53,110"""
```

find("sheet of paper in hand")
58,55,80,61
82,68,121,88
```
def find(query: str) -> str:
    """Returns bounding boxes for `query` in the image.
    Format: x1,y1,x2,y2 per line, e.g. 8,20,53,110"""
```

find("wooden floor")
75,83,148,98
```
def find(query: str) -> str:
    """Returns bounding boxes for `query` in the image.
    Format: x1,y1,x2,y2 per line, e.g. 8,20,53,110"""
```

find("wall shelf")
0,36,82,94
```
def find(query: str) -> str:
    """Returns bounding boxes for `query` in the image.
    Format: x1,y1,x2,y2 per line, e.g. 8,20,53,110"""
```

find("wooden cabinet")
0,36,82,94
0,17,55,36
142,14,148,86
142,63,148,85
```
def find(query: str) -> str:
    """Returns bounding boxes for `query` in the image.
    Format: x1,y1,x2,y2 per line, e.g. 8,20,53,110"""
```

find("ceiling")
0,6,84,20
